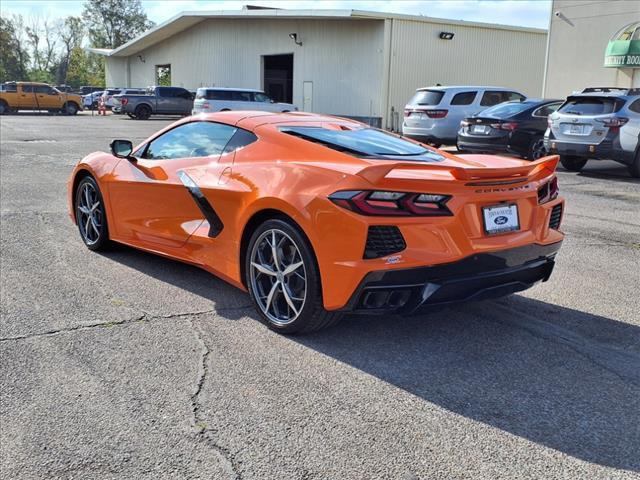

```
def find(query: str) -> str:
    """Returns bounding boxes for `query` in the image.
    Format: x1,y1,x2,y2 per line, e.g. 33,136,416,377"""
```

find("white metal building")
93,7,547,129
543,0,640,98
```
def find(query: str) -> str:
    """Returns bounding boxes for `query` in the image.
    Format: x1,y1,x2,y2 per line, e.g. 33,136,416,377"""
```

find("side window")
212,90,233,101
533,102,562,117
34,85,54,94
629,99,640,113
142,122,238,160
504,91,526,102
450,91,477,105
232,91,253,102
480,91,503,107
21,84,34,93
253,92,271,103
223,129,258,154
177,89,192,100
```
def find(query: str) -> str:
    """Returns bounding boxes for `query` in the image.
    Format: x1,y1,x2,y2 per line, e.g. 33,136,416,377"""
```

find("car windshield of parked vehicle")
478,101,532,118
559,97,622,115
409,89,444,106
281,126,445,160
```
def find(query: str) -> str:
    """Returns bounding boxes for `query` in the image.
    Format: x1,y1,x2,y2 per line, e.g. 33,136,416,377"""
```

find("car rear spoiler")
355,155,559,184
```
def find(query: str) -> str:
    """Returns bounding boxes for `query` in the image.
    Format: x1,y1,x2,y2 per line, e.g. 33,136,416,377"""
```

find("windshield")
478,101,531,118
281,126,445,161
559,97,623,115
409,90,444,106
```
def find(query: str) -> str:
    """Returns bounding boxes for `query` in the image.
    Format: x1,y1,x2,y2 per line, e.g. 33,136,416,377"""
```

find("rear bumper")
402,124,457,145
456,134,510,153
339,242,562,314
544,135,633,164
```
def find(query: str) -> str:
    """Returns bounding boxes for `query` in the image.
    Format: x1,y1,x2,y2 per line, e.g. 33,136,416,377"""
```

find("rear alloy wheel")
560,155,588,172
65,102,78,115
528,137,547,160
75,176,110,251
246,219,342,333
134,105,151,120
0,101,8,115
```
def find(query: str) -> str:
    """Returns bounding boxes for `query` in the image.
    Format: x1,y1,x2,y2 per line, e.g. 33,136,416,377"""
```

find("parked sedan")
457,99,562,160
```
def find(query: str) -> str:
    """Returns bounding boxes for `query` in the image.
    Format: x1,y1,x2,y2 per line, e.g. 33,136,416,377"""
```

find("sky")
0,0,553,29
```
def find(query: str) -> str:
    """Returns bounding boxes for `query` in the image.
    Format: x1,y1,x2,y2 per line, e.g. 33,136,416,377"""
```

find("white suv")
192,88,297,114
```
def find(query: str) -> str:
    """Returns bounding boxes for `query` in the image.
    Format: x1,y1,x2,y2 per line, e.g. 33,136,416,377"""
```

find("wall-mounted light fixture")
554,11,575,27
289,32,302,46
439,32,455,40
137,54,146,63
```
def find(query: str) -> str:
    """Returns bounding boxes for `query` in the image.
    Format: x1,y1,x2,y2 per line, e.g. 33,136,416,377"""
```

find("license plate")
472,125,488,134
482,204,520,235
569,124,584,135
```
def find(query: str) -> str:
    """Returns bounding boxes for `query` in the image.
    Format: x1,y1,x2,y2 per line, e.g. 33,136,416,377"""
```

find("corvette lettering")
474,185,531,193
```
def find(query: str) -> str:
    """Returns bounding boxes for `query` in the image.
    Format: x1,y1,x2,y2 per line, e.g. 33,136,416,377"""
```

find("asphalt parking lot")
1,112,639,480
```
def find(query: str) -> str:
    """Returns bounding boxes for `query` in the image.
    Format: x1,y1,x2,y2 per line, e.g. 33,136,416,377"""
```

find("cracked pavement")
1,113,639,479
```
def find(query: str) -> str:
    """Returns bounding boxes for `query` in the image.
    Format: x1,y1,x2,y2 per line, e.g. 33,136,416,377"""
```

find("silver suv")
192,88,297,114
402,86,526,146
545,88,640,177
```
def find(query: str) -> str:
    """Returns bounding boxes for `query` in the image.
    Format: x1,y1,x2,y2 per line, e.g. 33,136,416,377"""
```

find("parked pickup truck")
0,81,83,115
118,86,194,120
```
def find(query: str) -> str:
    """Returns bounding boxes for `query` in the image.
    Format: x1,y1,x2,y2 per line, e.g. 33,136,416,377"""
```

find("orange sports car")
68,111,564,333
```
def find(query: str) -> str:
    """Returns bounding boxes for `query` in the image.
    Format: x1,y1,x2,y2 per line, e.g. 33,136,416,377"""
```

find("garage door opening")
263,54,293,104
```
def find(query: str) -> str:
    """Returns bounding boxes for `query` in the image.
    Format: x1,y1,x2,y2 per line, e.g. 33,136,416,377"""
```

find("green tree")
66,47,105,88
0,16,30,81
82,0,154,49
55,16,84,85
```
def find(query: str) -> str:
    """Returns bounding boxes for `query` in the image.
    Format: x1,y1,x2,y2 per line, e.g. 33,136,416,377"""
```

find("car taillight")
329,190,452,216
404,109,411,117
490,122,518,131
202,103,210,109
596,117,628,127
537,177,559,204
425,109,448,119
547,118,553,128
121,98,128,106
596,117,628,132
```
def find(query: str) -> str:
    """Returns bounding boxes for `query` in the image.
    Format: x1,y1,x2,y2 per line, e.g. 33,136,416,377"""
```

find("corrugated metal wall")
386,19,546,128
118,18,386,119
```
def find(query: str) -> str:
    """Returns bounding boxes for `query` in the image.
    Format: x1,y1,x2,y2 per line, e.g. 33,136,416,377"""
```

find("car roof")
188,111,361,130
416,86,519,91
197,87,263,93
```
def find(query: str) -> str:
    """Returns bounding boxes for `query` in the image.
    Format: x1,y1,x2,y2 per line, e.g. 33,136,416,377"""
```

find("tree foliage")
82,0,154,49
0,16,29,82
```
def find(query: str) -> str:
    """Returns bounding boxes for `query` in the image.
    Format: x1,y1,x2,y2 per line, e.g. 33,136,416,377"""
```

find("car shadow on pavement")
98,243,251,318
294,297,640,472
98,243,639,471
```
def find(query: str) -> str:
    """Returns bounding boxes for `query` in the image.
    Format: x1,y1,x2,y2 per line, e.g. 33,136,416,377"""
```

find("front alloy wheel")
246,219,342,333
75,177,109,250
529,137,546,160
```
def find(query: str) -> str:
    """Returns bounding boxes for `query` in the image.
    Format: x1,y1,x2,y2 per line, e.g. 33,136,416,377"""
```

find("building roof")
90,8,546,58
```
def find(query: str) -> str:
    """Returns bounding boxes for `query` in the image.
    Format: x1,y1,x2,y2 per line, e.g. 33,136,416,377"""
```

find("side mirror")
110,139,134,159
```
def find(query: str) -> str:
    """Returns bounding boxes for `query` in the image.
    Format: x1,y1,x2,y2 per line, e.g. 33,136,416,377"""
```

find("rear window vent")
549,203,563,230
364,226,406,259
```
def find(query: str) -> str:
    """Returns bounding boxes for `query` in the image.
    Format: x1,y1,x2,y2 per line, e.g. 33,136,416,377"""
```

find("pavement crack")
0,314,147,342
187,318,242,480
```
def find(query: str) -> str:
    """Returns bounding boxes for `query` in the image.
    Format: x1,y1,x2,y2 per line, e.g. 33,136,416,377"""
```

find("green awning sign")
604,22,640,68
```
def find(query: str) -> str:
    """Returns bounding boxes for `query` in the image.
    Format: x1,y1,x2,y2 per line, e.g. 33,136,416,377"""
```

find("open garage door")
263,54,293,104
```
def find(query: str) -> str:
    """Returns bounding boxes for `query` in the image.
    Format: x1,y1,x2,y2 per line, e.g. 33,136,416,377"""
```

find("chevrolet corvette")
68,111,564,333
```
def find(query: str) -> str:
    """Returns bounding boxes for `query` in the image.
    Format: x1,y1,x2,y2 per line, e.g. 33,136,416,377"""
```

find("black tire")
629,149,640,179
528,136,547,160
245,218,342,334
134,104,151,120
560,155,588,172
0,100,8,115
74,176,110,251
64,102,79,115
